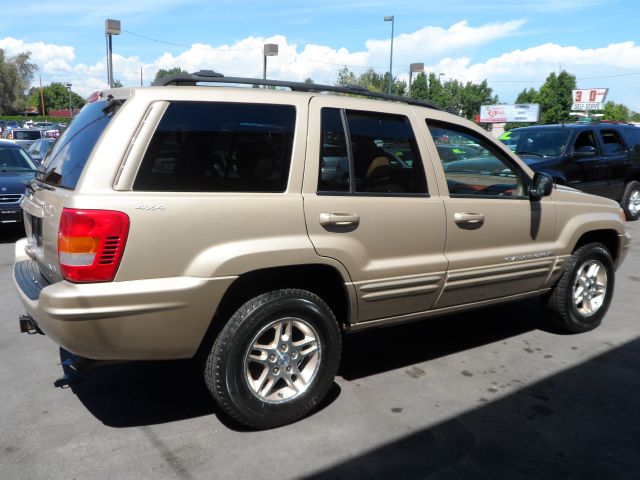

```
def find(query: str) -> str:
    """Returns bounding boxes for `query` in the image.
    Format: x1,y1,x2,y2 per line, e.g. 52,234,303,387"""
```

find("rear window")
13,130,42,140
133,102,296,192
37,100,117,189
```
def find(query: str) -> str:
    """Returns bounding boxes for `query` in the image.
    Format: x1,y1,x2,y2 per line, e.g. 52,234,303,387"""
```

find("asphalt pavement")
0,220,638,480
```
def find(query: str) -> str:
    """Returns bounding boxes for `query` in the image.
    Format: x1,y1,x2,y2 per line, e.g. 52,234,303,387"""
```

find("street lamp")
408,63,424,97
384,15,394,94
263,43,278,81
105,19,121,88
65,83,72,118
438,72,445,83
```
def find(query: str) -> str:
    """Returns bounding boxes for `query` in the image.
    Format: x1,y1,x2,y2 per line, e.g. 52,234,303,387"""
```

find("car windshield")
0,146,37,171
504,128,572,158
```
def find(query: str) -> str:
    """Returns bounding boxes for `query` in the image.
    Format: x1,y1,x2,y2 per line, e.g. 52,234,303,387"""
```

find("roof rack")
153,70,442,111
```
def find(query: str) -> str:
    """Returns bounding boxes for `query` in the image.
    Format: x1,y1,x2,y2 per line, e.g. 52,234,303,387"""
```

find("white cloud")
3,20,639,110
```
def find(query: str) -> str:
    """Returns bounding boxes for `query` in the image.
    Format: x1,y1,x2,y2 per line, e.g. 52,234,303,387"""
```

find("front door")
425,120,558,308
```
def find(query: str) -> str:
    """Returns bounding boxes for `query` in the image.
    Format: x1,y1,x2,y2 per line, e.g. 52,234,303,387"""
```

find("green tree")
537,71,576,124
304,77,314,84
152,67,188,85
112,78,124,88
0,49,37,114
28,82,85,114
336,67,406,95
602,101,630,122
410,72,497,121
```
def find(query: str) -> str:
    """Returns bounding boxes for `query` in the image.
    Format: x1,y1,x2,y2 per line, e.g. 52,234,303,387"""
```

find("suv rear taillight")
58,208,130,282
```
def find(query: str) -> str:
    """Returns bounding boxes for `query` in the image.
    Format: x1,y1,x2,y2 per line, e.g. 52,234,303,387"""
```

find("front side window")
134,102,296,192
429,121,526,198
317,108,428,195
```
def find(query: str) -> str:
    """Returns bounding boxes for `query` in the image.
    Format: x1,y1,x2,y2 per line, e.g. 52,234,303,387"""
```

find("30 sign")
572,88,608,111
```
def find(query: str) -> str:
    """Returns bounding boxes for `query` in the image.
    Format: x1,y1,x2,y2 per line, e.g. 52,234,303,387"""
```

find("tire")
204,289,341,429
545,243,615,333
621,180,640,221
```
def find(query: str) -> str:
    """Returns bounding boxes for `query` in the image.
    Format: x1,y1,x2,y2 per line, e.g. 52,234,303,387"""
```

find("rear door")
303,97,447,323
21,99,119,284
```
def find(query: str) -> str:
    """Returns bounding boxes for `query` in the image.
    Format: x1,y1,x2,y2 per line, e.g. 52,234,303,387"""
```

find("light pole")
438,72,445,83
105,19,121,88
384,15,394,94
408,63,424,97
263,43,278,81
65,83,72,118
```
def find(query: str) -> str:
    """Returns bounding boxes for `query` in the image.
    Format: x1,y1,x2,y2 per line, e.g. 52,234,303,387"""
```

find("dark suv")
501,123,640,220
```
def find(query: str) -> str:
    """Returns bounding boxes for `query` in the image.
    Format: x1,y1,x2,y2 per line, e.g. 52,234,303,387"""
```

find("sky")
1,0,639,111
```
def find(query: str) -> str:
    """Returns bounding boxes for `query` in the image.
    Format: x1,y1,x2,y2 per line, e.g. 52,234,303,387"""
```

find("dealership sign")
571,88,608,111
479,104,540,123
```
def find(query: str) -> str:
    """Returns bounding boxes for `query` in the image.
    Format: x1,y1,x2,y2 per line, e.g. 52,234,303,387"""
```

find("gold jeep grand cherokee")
13,72,631,429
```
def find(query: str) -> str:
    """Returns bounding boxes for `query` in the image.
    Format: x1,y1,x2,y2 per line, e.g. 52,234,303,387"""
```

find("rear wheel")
205,289,341,429
545,243,615,333
621,180,640,221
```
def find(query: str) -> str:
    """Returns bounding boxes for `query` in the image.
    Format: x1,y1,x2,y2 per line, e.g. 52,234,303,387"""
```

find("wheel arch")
572,229,620,264
195,263,353,359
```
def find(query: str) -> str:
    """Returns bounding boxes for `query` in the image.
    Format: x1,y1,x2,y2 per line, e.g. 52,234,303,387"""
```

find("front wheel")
545,243,615,333
204,289,341,429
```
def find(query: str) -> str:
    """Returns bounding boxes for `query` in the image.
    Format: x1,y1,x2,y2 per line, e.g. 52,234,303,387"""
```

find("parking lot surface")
1,221,639,479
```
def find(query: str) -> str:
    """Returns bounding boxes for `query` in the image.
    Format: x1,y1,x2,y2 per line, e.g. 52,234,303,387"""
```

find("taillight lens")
58,208,130,282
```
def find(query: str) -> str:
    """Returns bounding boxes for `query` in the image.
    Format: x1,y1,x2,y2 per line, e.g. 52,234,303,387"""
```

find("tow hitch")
19,314,43,335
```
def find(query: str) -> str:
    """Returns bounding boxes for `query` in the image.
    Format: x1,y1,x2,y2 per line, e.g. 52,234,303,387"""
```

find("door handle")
454,212,485,225
319,212,360,227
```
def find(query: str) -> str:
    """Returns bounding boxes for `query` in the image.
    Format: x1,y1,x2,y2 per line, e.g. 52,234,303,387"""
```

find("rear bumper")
13,255,236,361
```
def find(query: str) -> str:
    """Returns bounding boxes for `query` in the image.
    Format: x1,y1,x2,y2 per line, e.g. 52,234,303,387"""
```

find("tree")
152,67,188,85
410,72,497,122
335,67,405,95
304,77,314,84
602,101,630,122
0,49,37,114
112,78,124,88
27,82,85,114
536,71,576,124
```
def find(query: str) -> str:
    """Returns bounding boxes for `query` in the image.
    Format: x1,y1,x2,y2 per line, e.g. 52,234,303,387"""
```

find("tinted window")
601,129,625,155
134,102,296,192
502,127,571,158
13,130,42,140
318,109,350,192
622,127,640,149
429,121,525,197
0,146,36,171
318,108,427,195
37,100,116,189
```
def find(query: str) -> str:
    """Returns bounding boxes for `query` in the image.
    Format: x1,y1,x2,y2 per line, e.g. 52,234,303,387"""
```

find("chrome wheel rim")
628,189,640,216
573,260,607,316
243,317,321,404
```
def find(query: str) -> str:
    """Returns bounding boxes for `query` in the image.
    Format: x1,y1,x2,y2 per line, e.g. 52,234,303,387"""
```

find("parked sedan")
0,140,37,226
27,138,55,165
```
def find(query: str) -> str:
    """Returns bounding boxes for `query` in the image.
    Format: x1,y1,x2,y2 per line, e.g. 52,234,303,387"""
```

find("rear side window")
134,102,296,192
13,130,42,140
318,108,428,195
37,100,117,189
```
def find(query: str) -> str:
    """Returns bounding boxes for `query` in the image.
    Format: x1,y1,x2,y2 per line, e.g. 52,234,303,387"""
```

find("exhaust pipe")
19,314,43,335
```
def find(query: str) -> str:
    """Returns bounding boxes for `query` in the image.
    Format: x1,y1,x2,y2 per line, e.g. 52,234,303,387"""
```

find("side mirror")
529,172,554,200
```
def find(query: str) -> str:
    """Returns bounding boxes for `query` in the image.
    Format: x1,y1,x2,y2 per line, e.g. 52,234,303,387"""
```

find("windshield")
503,128,572,158
0,146,36,172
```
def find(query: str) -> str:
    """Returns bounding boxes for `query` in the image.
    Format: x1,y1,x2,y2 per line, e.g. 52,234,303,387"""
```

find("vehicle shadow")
339,298,542,380
307,337,640,480
61,298,543,430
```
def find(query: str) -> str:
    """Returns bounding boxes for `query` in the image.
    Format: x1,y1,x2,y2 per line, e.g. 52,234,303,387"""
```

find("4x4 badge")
135,204,165,212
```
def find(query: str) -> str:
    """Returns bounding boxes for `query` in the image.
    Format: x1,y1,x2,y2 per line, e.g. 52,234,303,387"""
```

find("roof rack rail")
153,70,442,111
